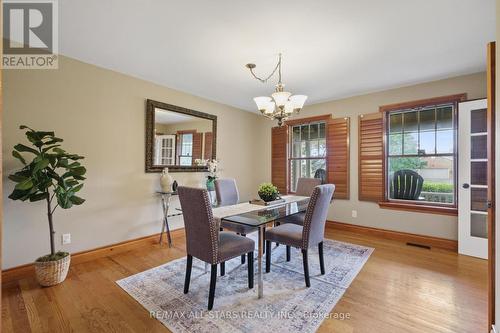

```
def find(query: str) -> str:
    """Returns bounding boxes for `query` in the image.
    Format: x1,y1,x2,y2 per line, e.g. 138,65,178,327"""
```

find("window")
386,103,457,206
178,133,193,166
289,122,326,192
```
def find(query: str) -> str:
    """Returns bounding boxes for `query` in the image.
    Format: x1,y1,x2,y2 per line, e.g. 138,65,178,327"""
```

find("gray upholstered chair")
178,186,255,310
215,178,260,263
295,177,322,196
265,184,335,287
274,177,322,230
215,178,240,205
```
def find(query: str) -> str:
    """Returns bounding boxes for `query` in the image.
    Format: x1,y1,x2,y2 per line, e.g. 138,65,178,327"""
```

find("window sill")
378,201,458,216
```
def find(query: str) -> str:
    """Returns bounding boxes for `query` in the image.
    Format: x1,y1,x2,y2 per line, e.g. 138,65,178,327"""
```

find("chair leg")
248,251,254,289
241,234,246,264
286,245,291,262
220,262,225,276
318,241,325,275
265,240,272,273
208,264,217,310
302,249,311,287
183,255,193,294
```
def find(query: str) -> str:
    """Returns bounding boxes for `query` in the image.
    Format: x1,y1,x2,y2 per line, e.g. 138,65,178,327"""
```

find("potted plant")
8,126,86,286
258,183,280,202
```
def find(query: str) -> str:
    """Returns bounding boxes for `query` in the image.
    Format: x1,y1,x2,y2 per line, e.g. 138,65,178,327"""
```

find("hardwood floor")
2,226,487,333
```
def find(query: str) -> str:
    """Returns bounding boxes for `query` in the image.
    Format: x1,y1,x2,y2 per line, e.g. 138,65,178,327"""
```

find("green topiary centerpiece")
258,183,280,202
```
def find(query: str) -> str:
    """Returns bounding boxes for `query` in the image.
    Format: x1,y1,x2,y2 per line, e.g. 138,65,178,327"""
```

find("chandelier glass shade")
246,54,307,126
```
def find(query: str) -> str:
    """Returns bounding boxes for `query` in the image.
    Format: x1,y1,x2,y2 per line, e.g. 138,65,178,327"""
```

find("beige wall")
2,55,487,268
254,72,487,241
2,56,263,269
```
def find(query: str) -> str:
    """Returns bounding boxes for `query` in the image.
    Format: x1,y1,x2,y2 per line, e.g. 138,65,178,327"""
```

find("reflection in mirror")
154,108,214,167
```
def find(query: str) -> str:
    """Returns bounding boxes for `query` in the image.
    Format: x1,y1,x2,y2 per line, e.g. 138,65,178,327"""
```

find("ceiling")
59,0,495,112
154,108,197,124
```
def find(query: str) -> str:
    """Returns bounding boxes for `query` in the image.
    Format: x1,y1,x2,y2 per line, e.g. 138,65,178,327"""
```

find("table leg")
159,194,173,247
257,226,264,298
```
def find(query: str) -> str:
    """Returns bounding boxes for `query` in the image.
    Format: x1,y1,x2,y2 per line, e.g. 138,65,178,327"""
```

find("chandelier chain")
248,54,282,84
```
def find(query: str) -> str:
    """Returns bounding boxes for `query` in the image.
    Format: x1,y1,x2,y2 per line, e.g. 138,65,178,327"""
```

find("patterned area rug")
117,239,373,333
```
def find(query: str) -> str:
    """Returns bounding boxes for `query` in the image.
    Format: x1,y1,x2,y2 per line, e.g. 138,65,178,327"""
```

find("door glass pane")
390,113,402,133
471,161,487,185
419,108,436,131
437,106,453,129
403,132,418,155
471,187,488,212
471,108,487,133
471,135,487,159
436,130,454,154
419,131,435,155
470,213,488,239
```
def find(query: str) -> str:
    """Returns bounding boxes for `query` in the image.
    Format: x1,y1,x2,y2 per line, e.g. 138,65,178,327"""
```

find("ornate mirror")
145,99,217,172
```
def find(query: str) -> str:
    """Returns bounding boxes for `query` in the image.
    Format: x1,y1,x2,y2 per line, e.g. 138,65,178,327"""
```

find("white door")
155,135,176,165
458,99,488,259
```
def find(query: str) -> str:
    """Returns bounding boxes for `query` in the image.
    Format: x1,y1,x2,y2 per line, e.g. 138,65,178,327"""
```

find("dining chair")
295,177,322,196
265,184,335,287
215,178,261,263
273,177,322,242
178,186,255,310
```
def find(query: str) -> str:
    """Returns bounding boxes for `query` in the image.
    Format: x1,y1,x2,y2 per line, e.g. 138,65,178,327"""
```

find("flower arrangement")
195,159,219,191
258,183,280,202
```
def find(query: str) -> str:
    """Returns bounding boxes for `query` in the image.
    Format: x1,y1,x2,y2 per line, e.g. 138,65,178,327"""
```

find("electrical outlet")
62,233,71,245
351,210,357,218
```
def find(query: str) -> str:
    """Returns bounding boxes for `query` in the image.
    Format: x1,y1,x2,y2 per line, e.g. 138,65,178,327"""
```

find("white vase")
160,168,173,192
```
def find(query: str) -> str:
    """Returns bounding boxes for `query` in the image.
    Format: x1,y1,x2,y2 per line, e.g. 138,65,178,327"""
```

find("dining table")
212,195,309,299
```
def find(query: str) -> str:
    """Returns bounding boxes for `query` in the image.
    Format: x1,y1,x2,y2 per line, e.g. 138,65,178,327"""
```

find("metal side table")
157,191,181,247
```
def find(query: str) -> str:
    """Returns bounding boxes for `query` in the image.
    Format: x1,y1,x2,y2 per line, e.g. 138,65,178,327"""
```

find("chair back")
178,186,218,264
391,169,424,200
302,184,335,248
214,178,239,206
295,178,322,196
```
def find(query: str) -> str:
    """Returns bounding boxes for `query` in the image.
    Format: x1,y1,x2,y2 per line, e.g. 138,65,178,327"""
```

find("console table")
156,191,181,247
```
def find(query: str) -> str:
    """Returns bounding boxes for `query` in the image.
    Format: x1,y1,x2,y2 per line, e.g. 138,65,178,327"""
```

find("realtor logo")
3,0,58,69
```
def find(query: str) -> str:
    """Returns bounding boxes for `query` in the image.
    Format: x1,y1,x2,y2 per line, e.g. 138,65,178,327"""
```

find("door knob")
462,183,470,189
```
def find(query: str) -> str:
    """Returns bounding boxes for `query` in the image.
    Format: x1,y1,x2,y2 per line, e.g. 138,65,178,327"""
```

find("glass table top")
222,199,309,227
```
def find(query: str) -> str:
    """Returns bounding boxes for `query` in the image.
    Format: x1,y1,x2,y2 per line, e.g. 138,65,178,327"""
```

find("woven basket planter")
34,254,71,287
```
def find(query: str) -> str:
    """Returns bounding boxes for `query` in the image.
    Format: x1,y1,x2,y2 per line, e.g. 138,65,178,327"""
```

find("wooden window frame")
285,115,331,194
378,94,467,216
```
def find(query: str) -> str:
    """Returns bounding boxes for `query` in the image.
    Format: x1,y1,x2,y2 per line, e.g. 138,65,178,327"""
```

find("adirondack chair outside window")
390,169,424,200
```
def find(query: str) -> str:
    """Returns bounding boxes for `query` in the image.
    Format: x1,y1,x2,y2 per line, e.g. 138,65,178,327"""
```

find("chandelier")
245,53,307,126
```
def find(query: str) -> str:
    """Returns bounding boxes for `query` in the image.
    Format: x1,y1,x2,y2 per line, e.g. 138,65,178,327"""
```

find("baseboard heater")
406,242,431,249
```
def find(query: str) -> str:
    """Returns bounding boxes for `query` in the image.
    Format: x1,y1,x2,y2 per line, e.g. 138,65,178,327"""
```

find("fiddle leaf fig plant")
8,125,86,259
